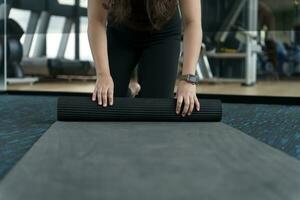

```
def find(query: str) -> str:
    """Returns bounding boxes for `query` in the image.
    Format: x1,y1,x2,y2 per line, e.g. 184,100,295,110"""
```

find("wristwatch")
179,74,200,85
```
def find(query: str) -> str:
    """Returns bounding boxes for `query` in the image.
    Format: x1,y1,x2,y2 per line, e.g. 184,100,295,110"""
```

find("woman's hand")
92,74,114,107
175,80,200,117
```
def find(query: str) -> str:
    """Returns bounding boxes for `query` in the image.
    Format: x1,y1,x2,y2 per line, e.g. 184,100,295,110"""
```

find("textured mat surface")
58,97,222,122
1,121,300,200
1,94,300,182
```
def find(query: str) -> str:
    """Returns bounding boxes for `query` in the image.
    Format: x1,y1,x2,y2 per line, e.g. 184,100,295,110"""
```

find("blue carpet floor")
0,94,299,180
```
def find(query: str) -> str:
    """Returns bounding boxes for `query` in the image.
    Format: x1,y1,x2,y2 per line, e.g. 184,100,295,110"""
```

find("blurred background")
0,0,300,97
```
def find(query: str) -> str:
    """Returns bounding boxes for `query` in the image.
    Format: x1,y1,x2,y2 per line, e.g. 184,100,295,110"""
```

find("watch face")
187,75,198,83
182,75,199,84
189,76,197,82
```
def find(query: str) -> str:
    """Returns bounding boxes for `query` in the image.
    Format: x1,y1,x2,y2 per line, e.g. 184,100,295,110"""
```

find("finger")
92,89,97,101
182,97,190,117
97,89,102,105
194,96,200,111
108,87,114,106
188,96,195,116
101,89,108,107
176,96,183,115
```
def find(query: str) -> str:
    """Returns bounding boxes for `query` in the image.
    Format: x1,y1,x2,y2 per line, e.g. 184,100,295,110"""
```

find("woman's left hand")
175,80,200,117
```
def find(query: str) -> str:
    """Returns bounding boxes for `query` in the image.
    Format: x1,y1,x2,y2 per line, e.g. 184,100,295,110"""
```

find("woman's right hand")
92,74,114,107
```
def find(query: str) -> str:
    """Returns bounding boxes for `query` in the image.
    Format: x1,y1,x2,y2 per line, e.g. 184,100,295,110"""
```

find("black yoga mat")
57,97,222,122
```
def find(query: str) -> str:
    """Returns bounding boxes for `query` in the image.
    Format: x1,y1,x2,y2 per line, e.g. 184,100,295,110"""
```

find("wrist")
182,72,196,76
179,80,193,85
179,74,199,85
180,80,196,86
96,72,111,78
181,68,196,76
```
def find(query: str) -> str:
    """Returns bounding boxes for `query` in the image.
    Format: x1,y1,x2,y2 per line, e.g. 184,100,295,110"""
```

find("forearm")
88,22,111,76
182,22,203,75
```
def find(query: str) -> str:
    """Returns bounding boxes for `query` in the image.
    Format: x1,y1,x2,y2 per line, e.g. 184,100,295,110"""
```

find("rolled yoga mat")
57,97,222,122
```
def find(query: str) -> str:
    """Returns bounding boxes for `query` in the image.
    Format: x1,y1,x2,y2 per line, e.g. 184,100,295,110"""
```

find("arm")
176,0,202,116
88,0,114,106
88,0,110,76
179,0,203,75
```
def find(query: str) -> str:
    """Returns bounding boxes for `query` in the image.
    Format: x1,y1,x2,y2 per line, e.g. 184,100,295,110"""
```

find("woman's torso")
108,0,180,32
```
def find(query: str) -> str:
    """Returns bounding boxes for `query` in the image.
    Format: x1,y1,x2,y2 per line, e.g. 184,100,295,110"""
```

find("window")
8,8,31,44
57,0,87,8
46,16,65,58
80,17,92,61
57,0,75,6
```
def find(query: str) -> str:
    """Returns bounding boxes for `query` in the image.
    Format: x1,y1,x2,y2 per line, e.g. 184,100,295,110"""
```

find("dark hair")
102,0,178,30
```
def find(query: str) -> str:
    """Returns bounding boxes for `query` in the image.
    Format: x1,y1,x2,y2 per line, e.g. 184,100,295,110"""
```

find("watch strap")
179,74,200,85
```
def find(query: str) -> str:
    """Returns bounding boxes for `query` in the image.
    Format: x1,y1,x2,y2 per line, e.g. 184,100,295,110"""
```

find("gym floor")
7,80,300,97
0,93,299,181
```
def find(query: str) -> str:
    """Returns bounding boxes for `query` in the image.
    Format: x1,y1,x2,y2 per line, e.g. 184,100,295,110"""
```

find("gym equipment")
7,0,95,79
258,40,300,78
0,97,300,200
257,0,300,78
0,18,23,78
6,24,23,78
196,0,260,85
21,58,95,77
0,2,39,85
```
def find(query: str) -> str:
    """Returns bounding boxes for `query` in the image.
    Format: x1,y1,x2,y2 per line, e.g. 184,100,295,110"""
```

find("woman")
88,0,202,117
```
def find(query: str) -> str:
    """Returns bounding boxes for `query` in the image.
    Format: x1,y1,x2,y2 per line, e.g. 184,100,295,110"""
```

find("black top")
123,0,153,31
108,0,179,31
107,0,153,31
126,0,152,29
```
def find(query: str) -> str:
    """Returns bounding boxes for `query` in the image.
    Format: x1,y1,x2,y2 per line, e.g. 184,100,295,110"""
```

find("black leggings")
107,9,182,98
